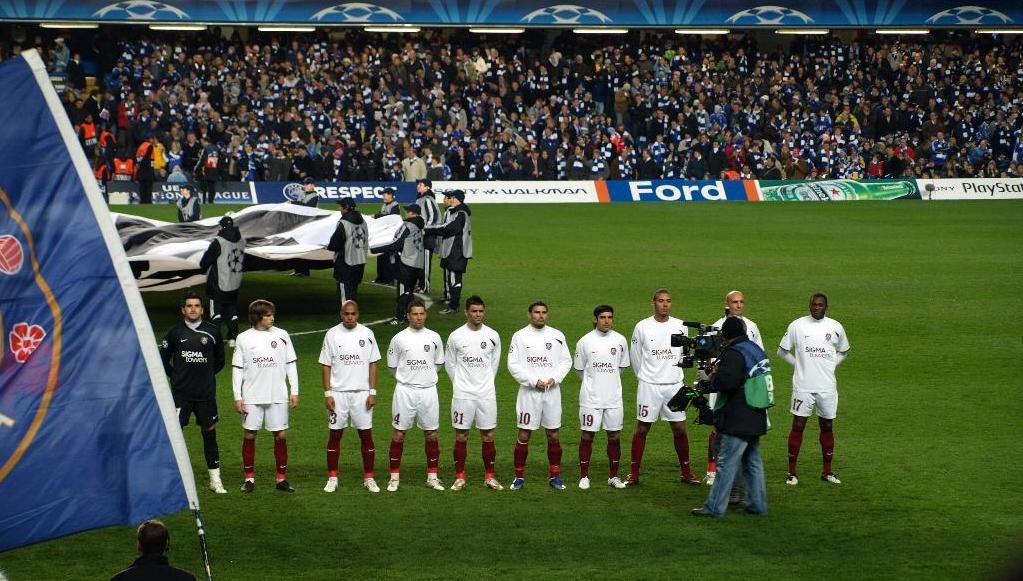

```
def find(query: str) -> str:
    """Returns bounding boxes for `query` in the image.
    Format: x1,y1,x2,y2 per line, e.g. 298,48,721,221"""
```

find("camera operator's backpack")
730,340,775,410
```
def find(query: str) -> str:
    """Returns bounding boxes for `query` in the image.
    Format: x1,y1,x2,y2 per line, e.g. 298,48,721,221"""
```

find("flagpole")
193,508,213,581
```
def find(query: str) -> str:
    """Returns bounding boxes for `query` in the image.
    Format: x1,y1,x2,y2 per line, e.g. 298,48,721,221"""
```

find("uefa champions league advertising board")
2,0,1021,27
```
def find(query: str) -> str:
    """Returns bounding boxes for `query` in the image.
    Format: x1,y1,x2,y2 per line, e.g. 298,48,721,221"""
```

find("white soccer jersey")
232,327,298,404
387,327,444,388
507,325,572,389
445,323,501,400
630,316,688,384
318,323,381,391
574,329,630,408
779,315,851,393
712,316,764,350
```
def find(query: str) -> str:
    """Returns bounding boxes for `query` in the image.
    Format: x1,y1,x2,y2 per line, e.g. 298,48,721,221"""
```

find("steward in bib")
200,215,245,345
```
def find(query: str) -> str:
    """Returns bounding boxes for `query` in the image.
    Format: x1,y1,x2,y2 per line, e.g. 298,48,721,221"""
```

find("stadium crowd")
16,27,1023,182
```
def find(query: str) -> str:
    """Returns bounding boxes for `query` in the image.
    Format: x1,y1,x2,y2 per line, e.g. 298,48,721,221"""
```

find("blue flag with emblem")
0,51,199,551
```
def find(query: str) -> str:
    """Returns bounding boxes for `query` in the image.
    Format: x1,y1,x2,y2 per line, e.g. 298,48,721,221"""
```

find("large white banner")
433,181,599,204
916,178,1023,200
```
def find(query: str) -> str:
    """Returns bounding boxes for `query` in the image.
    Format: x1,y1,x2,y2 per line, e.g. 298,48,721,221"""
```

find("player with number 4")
573,305,630,490
507,301,572,490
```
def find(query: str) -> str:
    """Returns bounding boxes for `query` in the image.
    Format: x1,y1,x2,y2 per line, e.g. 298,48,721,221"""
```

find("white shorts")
516,385,562,430
635,381,686,423
579,405,624,433
790,390,838,420
391,384,440,431
327,391,373,430
243,402,289,432
451,397,498,430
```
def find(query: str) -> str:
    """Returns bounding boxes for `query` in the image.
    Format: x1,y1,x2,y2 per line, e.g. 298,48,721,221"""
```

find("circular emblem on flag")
481,341,487,349
424,344,430,352
271,340,278,348
282,182,305,202
545,342,552,350
9,322,46,364
359,339,365,347
0,235,23,275
200,336,208,345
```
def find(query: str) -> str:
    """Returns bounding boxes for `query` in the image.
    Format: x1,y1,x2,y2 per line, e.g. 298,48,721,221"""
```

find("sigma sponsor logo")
804,346,830,358
461,355,487,368
591,361,616,373
651,347,677,360
526,356,553,367
405,358,430,370
180,350,208,364
338,353,362,362
252,356,276,367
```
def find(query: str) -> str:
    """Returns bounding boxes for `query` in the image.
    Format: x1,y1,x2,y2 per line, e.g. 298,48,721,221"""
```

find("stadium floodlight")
257,26,316,32
468,27,525,34
364,25,421,33
150,24,208,31
875,29,929,35
40,22,99,29
775,28,829,35
975,29,1023,34
674,29,730,35
573,28,629,34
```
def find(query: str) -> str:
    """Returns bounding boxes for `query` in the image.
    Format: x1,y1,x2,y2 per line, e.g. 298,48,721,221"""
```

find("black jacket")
111,555,196,581
707,338,768,438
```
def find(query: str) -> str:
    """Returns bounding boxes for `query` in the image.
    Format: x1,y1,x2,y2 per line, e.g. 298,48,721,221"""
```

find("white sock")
208,468,221,481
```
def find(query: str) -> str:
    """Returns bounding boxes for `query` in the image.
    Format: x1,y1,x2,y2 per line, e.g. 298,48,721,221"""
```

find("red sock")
326,430,342,478
629,432,646,480
514,440,528,478
425,438,440,475
707,430,717,473
673,431,693,478
358,429,375,479
788,424,805,474
547,440,562,478
578,438,592,478
482,440,496,480
607,439,621,478
274,437,288,481
389,439,404,475
453,439,467,479
820,425,835,474
242,437,255,480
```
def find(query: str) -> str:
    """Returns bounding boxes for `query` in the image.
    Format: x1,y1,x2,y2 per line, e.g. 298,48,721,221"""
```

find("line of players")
161,288,850,494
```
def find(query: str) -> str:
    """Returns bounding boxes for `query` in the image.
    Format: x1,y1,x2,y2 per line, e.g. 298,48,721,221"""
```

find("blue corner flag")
0,51,199,551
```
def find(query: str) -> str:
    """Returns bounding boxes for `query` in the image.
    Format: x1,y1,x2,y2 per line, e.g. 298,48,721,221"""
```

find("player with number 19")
573,305,630,490
444,295,503,491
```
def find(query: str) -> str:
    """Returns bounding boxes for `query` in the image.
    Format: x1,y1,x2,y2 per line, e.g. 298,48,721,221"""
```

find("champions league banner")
0,51,199,550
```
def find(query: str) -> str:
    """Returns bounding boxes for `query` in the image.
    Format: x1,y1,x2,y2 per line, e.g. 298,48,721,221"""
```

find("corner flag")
0,51,200,551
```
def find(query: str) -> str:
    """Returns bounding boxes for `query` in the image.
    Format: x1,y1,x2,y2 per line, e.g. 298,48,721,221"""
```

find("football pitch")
2,200,1021,580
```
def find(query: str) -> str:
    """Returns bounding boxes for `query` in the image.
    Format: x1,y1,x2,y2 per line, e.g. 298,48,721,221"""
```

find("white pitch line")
289,290,435,337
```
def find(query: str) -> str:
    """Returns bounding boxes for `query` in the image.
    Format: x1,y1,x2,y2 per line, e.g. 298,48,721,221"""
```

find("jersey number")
518,412,531,425
393,413,401,424
792,399,803,412
453,411,465,425
582,414,594,427
638,404,649,419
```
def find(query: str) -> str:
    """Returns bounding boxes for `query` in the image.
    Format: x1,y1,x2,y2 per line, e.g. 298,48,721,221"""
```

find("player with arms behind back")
777,293,851,485
320,300,382,493
507,301,573,490
232,300,299,493
626,288,700,486
574,305,631,490
444,295,503,491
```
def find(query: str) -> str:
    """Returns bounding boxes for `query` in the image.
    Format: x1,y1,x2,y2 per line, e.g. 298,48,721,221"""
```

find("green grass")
3,201,1022,580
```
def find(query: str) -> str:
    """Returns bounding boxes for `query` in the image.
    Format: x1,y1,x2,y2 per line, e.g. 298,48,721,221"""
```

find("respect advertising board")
105,181,254,204
254,181,417,204
915,178,1023,200
603,179,756,202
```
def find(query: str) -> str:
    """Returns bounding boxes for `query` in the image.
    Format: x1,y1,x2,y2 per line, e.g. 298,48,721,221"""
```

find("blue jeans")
703,433,768,516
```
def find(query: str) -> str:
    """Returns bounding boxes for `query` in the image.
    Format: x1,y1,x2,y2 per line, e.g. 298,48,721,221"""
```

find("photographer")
691,317,768,518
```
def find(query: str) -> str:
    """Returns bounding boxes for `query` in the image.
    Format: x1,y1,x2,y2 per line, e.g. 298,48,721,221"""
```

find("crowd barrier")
103,178,1023,205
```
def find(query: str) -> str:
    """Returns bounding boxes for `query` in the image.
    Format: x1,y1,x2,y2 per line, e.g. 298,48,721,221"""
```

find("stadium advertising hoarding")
603,179,756,203
254,181,417,204
106,181,254,204
754,179,921,201
435,181,599,204
5,1,1022,27
916,178,1023,200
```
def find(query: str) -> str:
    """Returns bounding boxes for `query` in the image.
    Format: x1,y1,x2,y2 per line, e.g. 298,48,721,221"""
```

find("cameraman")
692,317,768,517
